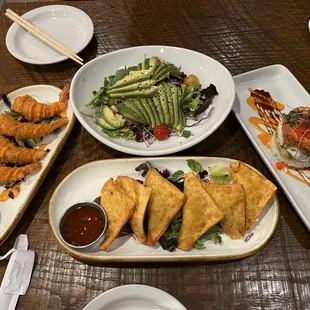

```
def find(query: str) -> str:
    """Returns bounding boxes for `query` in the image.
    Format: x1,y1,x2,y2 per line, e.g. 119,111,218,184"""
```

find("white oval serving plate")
83,285,187,310
49,157,279,263
0,85,75,244
70,46,235,156
6,5,94,65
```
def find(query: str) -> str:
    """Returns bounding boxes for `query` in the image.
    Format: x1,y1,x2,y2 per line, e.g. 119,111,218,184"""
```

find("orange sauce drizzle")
0,183,21,202
39,144,48,150
246,88,310,186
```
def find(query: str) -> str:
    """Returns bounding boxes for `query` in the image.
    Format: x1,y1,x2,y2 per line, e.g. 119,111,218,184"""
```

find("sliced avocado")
140,98,156,128
158,84,171,126
152,94,165,124
176,87,185,131
109,70,151,89
153,61,166,80
107,80,156,94
153,63,173,80
148,57,160,76
101,106,125,128
117,101,145,124
162,82,175,127
96,118,117,130
147,98,161,126
109,86,158,99
169,83,180,128
153,64,181,82
141,58,149,70
132,98,151,126
127,65,138,71
123,99,148,124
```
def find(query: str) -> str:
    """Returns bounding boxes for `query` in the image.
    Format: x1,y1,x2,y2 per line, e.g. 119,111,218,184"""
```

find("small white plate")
6,5,94,65
83,285,187,310
49,157,279,263
0,85,75,244
233,64,310,231
70,46,235,156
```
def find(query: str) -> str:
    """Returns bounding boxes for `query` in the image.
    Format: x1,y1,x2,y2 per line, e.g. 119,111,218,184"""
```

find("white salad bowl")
70,46,235,156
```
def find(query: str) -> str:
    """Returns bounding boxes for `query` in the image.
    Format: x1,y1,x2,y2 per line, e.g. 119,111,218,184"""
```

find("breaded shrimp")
11,84,70,122
0,114,68,139
0,135,47,164
0,162,42,185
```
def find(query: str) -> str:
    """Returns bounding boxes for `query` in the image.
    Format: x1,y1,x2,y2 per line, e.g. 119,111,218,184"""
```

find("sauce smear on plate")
60,204,105,246
0,182,21,202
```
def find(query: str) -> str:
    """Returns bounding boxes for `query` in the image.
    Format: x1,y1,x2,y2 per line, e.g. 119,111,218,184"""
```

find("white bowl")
70,46,235,156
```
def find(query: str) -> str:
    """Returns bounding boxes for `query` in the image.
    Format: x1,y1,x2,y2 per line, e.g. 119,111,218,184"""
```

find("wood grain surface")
1,1,310,309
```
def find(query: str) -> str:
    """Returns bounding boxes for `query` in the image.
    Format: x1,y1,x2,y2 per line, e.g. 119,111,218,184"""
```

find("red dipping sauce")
60,203,106,247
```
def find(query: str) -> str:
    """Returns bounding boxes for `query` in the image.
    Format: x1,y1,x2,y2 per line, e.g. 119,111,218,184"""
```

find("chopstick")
5,9,83,66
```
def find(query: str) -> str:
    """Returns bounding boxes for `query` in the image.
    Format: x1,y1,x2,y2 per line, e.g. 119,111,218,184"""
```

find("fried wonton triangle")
116,176,152,243
202,183,246,239
230,161,277,231
145,168,185,246
99,178,135,251
178,173,223,251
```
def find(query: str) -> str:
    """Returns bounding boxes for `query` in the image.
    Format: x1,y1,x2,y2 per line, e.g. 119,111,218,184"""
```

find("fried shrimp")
0,162,42,185
0,135,47,164
0,113,68,139
11,84,70,122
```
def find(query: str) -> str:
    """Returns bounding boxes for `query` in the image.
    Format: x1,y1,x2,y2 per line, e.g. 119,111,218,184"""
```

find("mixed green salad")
82,56,218,145
135,159,231,251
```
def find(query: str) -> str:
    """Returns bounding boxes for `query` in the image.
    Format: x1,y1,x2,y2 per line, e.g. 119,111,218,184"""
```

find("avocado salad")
82,56,218,145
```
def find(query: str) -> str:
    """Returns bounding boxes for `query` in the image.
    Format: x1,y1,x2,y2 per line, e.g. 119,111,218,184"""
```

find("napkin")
0,235,35,310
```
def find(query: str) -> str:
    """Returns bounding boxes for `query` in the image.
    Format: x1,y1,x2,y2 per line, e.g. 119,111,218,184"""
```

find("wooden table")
1,1,310,309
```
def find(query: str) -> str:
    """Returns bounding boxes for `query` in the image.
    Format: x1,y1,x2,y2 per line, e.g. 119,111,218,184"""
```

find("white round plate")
70,46,235,156
6,5,94,65
83,285,187,310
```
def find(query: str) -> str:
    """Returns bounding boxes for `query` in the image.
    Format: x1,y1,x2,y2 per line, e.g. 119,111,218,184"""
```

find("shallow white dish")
83,285,186,310
6,5,93,65
70,46,235,156
49,157,279,263
233,64,310,231
0,85,75,244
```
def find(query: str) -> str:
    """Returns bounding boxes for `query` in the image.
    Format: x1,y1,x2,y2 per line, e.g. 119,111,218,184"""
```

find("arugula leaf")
167,170,185,183
186,159,203,174
87,86,109,107
199,225,222,245
192,242,205,250
163,212,182,240
109,68,129,86
102,127,135,140
181,130,192,138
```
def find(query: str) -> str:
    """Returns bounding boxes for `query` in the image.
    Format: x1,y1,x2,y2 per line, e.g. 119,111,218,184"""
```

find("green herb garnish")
167,170,185,183
186,159,203,174
181,130,192,138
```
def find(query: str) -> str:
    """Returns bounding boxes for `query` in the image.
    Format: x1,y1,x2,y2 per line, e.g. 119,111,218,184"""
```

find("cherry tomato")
184,74,200,89
153,125,169,140
275,162,285,170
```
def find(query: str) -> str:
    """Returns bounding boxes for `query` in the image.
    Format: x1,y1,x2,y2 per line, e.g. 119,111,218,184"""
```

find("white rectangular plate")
49,157,279,263
0,85,75,244
233,65,310,230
